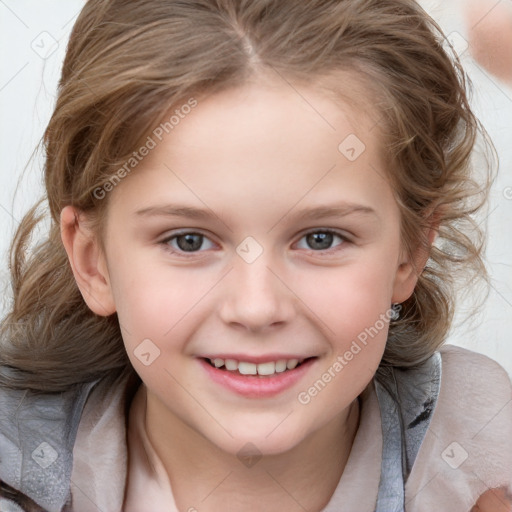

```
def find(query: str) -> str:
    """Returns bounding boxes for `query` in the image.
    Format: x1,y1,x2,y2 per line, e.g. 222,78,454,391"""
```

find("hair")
0,0,495,392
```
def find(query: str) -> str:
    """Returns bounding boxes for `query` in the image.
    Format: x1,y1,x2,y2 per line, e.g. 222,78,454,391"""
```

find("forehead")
176,74,379,151
106,77,397,226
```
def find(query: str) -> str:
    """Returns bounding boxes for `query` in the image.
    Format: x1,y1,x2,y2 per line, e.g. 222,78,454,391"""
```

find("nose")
217,251,296,333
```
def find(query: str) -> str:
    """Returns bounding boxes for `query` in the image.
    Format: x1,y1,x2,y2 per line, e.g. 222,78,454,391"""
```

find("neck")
143,388,360,512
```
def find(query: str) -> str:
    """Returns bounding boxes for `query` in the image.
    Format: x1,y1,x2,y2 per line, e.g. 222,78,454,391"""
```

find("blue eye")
296,229,347,252
162,232,215,253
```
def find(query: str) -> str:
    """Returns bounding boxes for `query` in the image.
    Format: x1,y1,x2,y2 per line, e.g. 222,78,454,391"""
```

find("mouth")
202,356,317,377
198,355,319,398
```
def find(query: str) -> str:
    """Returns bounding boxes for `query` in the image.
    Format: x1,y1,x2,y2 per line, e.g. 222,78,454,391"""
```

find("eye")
160,228,349,257
161,231,215,255
296,229,348,252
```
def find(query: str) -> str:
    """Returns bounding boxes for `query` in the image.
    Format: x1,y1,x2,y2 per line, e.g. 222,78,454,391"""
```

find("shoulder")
405,344,512,508
435,343,512,436
438,343,512,399
0,369,138,511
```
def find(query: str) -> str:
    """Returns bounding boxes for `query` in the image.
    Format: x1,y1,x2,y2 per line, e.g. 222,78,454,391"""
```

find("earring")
389,303,401,321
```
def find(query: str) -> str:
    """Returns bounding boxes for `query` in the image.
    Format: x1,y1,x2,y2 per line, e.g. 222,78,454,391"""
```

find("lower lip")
198,358,317,398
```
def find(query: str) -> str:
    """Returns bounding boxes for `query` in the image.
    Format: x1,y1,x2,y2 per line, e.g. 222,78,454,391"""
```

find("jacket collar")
0,378,102,511
374,351,442,511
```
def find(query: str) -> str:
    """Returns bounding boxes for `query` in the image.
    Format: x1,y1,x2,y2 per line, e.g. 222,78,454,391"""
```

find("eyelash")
159,229,350,258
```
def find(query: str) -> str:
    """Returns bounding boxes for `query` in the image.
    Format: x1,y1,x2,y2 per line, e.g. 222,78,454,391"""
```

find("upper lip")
199,354,317,364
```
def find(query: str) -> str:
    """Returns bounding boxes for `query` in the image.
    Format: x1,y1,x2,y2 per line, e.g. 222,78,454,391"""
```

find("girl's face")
90,79,419,456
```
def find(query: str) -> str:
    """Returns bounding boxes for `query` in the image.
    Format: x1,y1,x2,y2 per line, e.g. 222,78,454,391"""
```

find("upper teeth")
209,358,302,375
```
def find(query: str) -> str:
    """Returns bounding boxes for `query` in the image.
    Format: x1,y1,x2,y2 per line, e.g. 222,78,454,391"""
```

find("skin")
61,77,433,511
471,487,512,512
465,0,512,85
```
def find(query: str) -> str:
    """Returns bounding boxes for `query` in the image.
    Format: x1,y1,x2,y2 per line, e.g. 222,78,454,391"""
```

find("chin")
207,426,306,460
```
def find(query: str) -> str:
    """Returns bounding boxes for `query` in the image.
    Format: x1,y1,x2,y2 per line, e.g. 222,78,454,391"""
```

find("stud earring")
389,303,401,321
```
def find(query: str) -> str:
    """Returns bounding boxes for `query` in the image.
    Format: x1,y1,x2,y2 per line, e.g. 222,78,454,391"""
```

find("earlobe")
391,223,439,303
391,256,420,304
60,205,116,316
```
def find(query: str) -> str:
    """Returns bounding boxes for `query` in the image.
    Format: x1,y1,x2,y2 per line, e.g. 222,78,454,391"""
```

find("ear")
391,217,440,304
60,205,116,316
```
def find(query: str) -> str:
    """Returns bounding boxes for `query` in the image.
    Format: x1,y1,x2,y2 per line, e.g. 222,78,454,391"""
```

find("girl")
0,0,511,511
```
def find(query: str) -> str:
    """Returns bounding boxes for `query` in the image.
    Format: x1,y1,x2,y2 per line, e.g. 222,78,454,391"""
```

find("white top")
123,374,382,512
70,344,512,511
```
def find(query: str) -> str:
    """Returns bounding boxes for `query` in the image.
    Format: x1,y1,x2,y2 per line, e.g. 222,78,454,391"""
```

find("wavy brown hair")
0,0,495,392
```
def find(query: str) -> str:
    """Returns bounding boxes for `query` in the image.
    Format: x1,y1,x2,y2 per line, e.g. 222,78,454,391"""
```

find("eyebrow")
135,202,377,222
289,203,377,222
136,204,219,220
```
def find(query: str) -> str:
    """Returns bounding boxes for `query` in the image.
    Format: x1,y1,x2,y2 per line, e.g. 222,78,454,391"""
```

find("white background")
0,0,511,375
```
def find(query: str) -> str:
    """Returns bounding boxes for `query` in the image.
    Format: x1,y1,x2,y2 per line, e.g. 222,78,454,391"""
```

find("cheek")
107,255,219,353
302,256,397,333
106,255,183,341
294,253,397,391
294,264,394,421
108,260,198,393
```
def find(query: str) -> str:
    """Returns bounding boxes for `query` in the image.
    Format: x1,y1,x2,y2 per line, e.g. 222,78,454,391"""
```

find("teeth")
207,357,306,376
238,362,257,375
257,362,275,375
275,360,287,373
286,359,299,370
225,359,238,371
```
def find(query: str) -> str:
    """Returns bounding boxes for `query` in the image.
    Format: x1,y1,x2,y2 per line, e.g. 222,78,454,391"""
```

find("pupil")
177,234,202,252
308,232,332,250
